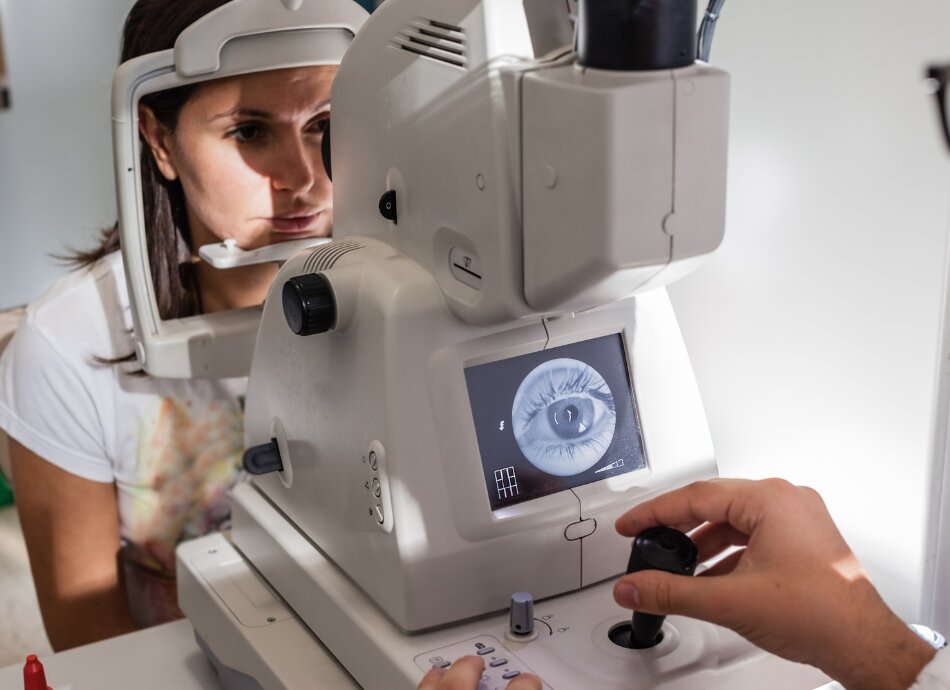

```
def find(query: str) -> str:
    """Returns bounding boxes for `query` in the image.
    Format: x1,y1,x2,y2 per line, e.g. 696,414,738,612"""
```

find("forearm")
11,440,139,651
830,582,936,690
40,582,139,651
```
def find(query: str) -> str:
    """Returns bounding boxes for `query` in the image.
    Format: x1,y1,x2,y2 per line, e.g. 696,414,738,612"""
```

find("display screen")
464,334,646,511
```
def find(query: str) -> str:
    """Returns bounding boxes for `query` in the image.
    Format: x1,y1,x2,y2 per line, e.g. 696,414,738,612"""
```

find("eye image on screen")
511,358,617,477
464,334,647,511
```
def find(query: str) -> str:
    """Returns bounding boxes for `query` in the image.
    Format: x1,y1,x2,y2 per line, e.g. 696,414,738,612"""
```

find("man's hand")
613,478,936,690
417,656,541,690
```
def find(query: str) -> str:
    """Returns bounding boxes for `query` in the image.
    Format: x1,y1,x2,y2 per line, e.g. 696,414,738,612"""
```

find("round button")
374,504,384,524
369,451,379,471
372,477,381,498
564,518,597,541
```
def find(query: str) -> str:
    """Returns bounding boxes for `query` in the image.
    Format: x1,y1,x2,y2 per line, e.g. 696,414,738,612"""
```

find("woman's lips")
270,212,321,233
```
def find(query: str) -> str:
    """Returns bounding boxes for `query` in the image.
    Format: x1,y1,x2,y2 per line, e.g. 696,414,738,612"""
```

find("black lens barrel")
577,0,697,71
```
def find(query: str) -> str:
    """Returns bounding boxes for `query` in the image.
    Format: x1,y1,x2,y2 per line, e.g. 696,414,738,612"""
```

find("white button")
369,451,378,470
564,519,597,541
449,247,483,290
374,505,384,524
372,478,381,497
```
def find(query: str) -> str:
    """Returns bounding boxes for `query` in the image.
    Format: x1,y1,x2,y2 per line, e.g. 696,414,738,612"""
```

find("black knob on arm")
282,273,336,336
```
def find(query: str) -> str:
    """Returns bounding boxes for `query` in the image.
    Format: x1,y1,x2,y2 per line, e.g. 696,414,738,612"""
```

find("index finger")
417,667,447,690
615,479,760,538
437,656,486,690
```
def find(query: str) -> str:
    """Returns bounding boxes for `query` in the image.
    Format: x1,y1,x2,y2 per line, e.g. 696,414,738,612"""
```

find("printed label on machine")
464,334,646,510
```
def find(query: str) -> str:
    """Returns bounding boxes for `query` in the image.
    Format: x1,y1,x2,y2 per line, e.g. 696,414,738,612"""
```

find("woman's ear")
138,104,179,181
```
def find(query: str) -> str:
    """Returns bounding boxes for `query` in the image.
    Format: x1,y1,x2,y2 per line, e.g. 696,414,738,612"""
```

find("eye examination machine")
112,0,835,688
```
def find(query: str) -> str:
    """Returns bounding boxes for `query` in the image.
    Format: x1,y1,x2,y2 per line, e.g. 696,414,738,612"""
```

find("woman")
0,0,335,650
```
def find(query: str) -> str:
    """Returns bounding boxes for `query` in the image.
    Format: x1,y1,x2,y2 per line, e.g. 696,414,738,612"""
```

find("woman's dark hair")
63,0,232,320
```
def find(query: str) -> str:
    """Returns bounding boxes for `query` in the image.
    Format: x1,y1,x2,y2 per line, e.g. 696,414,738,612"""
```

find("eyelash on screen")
521,371,614,425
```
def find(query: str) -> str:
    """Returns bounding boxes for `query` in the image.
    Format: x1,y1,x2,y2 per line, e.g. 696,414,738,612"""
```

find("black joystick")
609,526,697,649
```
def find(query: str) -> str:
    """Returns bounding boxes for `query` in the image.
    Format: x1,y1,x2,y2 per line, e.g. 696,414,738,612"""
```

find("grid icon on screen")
494,466,519,499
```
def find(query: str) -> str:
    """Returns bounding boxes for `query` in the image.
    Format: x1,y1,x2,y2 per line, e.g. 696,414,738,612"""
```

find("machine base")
177,485,842,690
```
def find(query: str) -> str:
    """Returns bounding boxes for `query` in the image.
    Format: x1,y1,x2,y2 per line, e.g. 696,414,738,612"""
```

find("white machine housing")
112,0,367,378
149,0,842,687
241,0,730,633
329,0,729,324
248,249,716,630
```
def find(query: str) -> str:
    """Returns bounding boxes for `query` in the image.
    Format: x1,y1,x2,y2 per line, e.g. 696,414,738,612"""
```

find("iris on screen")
511,358,617,476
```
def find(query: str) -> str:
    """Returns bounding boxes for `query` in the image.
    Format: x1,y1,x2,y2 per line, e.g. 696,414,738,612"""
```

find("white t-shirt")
0,251,245,624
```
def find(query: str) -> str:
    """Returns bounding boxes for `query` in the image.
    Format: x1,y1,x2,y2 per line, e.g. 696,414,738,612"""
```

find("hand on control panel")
613,478,937,690
417,655,541,690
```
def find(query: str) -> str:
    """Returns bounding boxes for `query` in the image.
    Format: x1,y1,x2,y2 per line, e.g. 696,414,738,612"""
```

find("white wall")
669,0,950,622
0,0,131,309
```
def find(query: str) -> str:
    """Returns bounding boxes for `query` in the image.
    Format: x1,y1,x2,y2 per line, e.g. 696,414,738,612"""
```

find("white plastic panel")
521,64,729,313
174,0,364,77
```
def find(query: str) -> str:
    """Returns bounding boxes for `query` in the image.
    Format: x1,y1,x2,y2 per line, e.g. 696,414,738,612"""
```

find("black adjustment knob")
609,526,697,649
243,439,283,475
282,273,336,336
378,190,398,224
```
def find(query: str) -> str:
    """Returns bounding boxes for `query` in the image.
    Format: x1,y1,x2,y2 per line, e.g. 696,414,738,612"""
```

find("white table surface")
0,619,222,690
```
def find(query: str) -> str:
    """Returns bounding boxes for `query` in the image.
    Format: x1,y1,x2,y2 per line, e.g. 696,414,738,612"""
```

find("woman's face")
142,65,335,251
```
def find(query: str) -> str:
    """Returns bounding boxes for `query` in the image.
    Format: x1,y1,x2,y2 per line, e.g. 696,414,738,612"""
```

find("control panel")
414,635,552,690
361,440,394,533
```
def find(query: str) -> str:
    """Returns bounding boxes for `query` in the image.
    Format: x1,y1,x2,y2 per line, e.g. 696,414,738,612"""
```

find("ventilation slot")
391,19,467,69
303,239,366,273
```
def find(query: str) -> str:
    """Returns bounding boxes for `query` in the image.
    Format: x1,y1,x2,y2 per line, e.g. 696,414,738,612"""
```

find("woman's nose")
271,136,318,193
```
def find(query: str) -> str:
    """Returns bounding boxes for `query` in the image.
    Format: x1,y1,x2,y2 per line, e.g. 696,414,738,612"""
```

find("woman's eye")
308,116,330,135
228,123,264,143
511,358,617,477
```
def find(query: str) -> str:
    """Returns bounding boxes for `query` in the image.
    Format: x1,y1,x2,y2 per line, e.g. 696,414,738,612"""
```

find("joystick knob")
610,526,697,649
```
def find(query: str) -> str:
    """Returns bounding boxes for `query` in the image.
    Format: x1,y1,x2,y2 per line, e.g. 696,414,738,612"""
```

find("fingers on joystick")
610,526,698,649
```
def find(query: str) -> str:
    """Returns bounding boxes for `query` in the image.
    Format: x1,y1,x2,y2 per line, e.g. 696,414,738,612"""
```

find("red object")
23,654,48,690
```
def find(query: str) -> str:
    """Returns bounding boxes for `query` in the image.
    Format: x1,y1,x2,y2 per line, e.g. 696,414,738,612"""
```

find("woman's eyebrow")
210,107,272,122
210,99,331,122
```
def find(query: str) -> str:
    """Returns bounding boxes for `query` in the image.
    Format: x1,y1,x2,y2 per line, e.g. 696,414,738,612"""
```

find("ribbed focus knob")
282,273,335,336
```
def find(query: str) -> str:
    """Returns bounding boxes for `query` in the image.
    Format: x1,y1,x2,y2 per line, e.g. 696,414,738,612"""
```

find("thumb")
613,570,736,627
